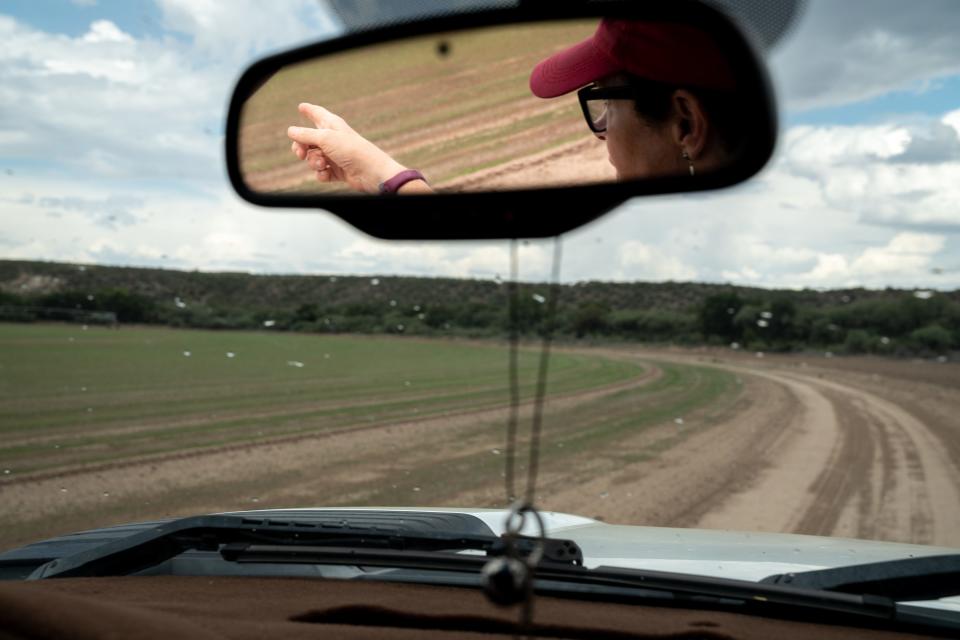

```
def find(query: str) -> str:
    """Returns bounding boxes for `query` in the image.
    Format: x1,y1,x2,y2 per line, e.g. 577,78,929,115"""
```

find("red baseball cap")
529,18,737,98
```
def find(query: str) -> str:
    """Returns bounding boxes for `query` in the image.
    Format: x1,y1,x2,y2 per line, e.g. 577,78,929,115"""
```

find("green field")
0,323,646,476
238,19,595,192
0,323,749,550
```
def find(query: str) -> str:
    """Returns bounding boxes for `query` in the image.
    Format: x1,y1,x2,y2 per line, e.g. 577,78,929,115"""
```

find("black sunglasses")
577,84,637,133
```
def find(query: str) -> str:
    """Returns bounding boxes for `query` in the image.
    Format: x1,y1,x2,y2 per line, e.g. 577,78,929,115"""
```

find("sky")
1,0,959,290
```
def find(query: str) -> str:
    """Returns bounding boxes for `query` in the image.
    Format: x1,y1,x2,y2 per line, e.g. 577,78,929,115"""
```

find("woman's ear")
669,90,709,160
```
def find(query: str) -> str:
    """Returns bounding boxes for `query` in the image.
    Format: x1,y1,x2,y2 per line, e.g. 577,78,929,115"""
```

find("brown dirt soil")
0,366,661,550
596,348,960,547
3,348,958,553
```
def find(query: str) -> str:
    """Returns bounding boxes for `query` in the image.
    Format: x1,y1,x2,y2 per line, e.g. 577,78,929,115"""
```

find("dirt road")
3,349,959,551
533,349,960,548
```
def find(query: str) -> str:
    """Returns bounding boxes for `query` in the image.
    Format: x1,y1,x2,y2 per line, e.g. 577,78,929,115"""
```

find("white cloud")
156,0,340,58
782,125,910,170
334,239,550,281
771,0,960,111
81,19,133,43
618,241,697,281
0,16,221,179
768,117,960,229
0,4,340,184
945,109,960,137
792,233,946,286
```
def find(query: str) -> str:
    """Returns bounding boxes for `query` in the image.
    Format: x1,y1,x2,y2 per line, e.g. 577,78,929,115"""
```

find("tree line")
2,278,957,356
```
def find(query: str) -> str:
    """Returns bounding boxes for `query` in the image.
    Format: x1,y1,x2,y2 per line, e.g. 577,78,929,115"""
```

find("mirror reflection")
239,18,746,195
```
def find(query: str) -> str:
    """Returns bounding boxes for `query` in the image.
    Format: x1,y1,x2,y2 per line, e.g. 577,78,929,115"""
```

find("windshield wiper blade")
760,554,960,601
26,514,582,580
222,546,904,618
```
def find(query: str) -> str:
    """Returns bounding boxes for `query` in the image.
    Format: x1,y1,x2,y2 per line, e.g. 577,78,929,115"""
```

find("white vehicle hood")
269,506,960,613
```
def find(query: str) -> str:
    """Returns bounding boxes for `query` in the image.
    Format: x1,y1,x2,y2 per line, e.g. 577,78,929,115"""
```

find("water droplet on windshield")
755,352,764,358
756,319,769,328
226,352,236,358
86,407,93,413
674,417,685,425
81,324,89,331
396,324,405,332
370,278,380,286
78,265,86,272
3,469,10,475
59,487,68,493
760,311,773,319
250,497,260,503
263,319,276,327
329,276,337,282
491,449,501,455
183,350,191,357
412,487,421,492
323,353,330,359
825,351,834,358
726,307,735,315
413,305,421,312
914,290,934,300
880,336,890,345
102,491,110,497
389,299,397,306
417,313,426,321
404,380,412,387
841,295,851,303
730,342,740,350
532,294,546,304
80,386,87,392
174,296,187,309
86,294,95,302
287,360,305,368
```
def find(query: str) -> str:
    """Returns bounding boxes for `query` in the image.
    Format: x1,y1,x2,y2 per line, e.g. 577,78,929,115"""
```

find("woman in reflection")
286,18,741,192
529,18,741,181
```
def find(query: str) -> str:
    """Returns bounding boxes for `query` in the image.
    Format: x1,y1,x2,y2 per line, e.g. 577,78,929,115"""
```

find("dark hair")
625,74,745,157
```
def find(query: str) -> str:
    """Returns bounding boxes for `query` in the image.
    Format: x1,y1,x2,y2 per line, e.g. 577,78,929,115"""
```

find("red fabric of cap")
529,19,736,98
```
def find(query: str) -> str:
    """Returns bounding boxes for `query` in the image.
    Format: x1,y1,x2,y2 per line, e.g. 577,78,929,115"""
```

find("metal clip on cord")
481,502,546,619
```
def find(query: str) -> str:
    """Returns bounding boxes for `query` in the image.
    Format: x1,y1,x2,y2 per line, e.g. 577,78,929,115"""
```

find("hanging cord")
504,239,520,503
525,236,562,504
485,237,563,638
503,237,563,508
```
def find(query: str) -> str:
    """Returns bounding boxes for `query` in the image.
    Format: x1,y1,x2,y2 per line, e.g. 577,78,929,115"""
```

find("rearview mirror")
225,2,776,239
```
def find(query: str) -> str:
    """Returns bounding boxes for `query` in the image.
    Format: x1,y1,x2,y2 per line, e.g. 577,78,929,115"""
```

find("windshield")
1,0,958,586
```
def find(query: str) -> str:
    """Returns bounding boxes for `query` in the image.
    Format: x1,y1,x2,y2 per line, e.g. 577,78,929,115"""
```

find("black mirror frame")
225,0,777,240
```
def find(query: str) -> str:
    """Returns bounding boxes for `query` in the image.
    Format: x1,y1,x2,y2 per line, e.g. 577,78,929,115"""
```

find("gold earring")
681,149,695,177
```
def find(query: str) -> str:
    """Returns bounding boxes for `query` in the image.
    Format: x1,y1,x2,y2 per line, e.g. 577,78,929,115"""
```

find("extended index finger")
298,103,352,133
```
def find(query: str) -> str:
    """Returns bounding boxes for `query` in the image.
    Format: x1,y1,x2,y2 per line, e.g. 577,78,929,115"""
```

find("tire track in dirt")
471,366,787,527
683,363,960,547
791,374,960,546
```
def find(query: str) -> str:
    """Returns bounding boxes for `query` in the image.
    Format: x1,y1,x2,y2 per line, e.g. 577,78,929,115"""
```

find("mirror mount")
225,0,777,240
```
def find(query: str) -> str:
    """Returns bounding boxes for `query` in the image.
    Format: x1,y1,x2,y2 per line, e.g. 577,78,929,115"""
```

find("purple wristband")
378,169,426,194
